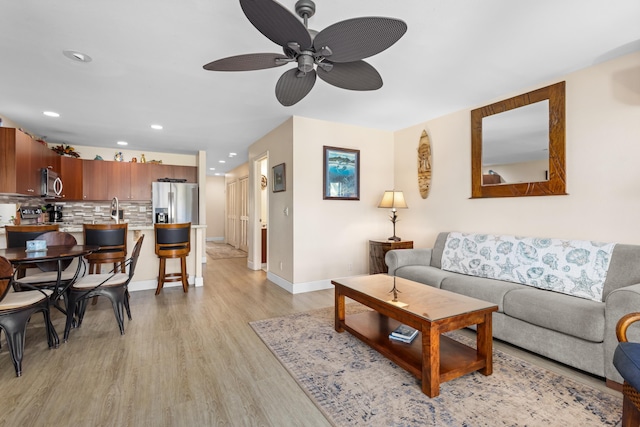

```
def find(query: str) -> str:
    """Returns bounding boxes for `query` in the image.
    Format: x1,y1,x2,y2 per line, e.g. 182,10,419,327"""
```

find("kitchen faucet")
111,197,119,224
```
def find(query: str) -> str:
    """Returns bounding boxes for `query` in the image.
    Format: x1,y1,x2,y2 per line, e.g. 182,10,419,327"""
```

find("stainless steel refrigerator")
152,181,199,224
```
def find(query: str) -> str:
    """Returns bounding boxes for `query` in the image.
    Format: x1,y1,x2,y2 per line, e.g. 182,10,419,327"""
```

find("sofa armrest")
604,283,640,382
385,248,432,276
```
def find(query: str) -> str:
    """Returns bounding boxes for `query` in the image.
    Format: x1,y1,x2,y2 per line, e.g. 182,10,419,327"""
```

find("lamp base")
388,236,401,241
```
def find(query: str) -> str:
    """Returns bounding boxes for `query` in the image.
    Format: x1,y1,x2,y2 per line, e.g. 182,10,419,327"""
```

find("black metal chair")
154,223,191,295
63,235,144,342
0,255,58,377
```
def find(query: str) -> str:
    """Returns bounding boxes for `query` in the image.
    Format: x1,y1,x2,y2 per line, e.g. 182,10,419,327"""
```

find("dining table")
0,244,99,345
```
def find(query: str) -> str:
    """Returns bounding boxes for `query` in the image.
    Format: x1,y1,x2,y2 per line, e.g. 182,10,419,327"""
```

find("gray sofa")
385,231,640,384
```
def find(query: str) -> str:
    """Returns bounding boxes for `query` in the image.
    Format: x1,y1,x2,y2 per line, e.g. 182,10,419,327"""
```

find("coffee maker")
46,204,64,223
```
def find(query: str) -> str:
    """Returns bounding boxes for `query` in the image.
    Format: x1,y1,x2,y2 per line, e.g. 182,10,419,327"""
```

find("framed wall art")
272,163,286,192
323,146,360,200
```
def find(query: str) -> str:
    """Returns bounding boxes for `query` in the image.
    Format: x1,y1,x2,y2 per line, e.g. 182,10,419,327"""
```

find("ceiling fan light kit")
203,0,407,106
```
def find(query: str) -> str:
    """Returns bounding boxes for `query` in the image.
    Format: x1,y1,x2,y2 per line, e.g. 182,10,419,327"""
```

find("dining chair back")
154,223,191,295
4,224,60,248
63,235,145,341
83,223,128,274
5,225,60,278
0,255,57,376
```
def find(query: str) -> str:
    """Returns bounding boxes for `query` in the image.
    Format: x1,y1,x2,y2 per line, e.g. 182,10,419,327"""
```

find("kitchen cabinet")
109,162,131,200
130,163,165,200
82,160,131,201
130,163,197,200
0,127,59,196
59,156,83,200
82,160,110,200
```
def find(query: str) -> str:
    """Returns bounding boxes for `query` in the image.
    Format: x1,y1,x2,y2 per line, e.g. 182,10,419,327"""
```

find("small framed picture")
323,146,360,200
272,163,286,192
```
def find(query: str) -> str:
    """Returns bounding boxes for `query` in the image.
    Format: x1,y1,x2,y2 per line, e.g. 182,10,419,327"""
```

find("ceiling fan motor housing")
295,0,315,19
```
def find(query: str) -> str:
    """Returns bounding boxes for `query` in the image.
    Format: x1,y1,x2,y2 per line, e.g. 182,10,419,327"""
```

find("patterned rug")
206,242,247,259
250,306,622,426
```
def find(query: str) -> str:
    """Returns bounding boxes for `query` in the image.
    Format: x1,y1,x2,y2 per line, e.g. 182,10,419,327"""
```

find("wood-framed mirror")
471,81,567,198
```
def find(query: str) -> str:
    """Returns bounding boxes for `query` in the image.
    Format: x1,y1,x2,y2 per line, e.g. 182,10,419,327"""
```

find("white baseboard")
206,237,225,242
266,272,333,294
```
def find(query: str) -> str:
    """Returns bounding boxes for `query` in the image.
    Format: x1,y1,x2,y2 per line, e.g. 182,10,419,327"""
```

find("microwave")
41,168,63,198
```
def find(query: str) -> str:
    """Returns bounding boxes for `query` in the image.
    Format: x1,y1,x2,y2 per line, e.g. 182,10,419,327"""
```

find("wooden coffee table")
332,274,498,397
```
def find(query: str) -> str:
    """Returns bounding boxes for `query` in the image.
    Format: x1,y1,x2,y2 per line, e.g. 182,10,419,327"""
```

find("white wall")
393,51,640,248
292,117,394,285
248,118,294,280
205,175,225,241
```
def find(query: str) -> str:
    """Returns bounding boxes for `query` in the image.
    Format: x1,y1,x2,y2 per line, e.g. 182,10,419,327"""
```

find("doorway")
258,157,268,271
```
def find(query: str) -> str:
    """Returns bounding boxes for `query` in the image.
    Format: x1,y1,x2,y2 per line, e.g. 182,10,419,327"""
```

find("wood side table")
369,239,413,274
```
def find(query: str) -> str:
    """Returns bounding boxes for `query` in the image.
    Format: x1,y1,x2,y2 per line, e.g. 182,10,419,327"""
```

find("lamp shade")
378,191,408,209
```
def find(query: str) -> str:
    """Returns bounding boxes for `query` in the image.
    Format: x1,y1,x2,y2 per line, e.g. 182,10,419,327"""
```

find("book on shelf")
389,333,417,344
391,324,418,341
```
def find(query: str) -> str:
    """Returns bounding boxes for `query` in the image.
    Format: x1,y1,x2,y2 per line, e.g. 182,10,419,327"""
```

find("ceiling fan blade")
240,0,312,49
275,68,316,106
203,53,290,71
313,17,407,63
317,60,382,91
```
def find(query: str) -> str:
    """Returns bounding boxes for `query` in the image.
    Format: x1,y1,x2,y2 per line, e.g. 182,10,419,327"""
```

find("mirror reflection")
482,100,549,185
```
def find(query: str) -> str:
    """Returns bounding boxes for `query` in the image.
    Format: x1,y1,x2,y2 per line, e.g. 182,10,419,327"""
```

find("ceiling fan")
203,0,407,106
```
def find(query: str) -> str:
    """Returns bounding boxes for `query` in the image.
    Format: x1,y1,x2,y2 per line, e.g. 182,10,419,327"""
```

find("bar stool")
5,224,59,279
83,223,128,274
154,223,191,295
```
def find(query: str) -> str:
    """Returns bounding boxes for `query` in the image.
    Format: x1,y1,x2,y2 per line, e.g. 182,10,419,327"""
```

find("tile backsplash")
0,195,152,226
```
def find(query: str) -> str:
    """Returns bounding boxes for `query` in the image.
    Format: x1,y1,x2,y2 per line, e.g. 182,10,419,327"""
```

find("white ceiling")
0,0,638,175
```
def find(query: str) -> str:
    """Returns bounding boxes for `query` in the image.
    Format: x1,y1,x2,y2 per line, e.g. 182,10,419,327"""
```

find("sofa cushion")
441,232,616,302
503,288,605,342
440,274,526,312
394,266,453,288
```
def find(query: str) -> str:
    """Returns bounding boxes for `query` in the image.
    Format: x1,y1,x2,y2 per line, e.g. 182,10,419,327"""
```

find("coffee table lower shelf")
342,311,486,390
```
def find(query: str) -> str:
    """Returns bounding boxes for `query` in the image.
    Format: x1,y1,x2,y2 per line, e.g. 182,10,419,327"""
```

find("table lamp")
378,190,408,241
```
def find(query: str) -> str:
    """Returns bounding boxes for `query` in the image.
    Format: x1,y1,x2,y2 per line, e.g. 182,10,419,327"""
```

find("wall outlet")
139,206,146,212
279,261,283,271
95,206,100,212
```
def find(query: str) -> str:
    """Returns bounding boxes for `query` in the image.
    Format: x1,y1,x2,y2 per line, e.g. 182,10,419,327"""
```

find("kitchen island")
0,223,207,292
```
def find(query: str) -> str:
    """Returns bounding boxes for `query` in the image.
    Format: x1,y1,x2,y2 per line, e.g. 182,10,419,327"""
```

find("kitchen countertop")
0,223,206,234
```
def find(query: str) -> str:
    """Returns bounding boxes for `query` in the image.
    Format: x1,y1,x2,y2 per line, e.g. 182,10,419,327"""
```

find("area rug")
206,242,247,259
250,306,622,427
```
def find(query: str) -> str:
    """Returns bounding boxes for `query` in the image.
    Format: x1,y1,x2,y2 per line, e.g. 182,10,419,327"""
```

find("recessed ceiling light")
117,141,128,146
215,173,221,176
219,160,226,163
209,167,216,171
43,111,60,117
62,50,92,63
151,124,163,130
229,152,237,157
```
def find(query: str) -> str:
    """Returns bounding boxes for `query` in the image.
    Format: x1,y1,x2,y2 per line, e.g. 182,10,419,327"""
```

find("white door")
239,176,249,252
226,181,237,247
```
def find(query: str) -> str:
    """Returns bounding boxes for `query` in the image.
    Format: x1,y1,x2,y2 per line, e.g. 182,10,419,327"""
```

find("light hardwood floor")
0,253,620,426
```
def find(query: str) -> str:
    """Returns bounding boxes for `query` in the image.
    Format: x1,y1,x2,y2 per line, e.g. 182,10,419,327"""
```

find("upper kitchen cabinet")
82,160,131,201
130,163,197,200
59,156,83,200
0,128,59,196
